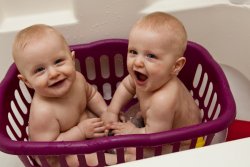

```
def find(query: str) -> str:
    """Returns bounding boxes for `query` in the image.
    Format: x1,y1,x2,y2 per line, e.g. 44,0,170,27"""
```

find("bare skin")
102,12,201,159
12,24,124,166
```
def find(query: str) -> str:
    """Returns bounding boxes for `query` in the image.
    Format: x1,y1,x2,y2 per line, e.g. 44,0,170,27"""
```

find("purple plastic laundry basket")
0,39,236,167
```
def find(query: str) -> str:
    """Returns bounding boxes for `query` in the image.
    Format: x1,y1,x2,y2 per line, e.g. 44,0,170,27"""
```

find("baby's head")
129,12,187,59
12,24,76,97
127,12,187,91
12,24,71,74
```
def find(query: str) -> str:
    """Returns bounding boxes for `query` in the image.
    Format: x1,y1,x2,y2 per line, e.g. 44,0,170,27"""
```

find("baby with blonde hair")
103,12,202,157
12,24,127,166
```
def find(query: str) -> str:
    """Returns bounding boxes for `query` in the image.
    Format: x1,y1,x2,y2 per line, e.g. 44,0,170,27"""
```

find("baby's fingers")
94,126,106,133
111,129,122,135
93,132,106,138
90,117,102,122
93,120,104,128
119,112,126,123
109,122,124,129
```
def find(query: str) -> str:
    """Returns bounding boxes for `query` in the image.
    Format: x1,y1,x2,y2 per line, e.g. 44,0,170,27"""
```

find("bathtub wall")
0,0,249,82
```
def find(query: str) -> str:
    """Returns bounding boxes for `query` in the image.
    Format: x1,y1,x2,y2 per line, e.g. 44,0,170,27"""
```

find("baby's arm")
28,108,60,142
85,80,107,117
102,75,136,124
144,92,177,134
145,107,174,134
76,118,106,139
29,109,105,142
111,93,176,135
56,118,106,141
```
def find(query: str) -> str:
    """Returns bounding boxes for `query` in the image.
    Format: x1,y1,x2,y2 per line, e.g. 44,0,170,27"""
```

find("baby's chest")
56,100,87,131
137,93,151,109
137,93,160,120
137,98,151,119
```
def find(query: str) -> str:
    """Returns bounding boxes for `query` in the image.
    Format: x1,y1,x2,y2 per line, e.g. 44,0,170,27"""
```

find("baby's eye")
34,67,45,73
128,49,137,55
55,58,64,64
146,54,157,59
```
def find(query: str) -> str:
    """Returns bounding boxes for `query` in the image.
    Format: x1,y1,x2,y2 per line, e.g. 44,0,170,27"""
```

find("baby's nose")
48,67,59,78
134,56,144,67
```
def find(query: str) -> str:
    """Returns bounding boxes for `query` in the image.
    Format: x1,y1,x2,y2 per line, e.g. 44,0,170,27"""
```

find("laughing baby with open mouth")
102,11,202,159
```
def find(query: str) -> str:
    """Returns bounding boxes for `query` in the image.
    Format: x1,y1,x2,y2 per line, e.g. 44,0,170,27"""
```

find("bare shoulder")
123,75,135,86
28,97,59,141
152,78,180,107
74,71,88,92
75,71,87,84
122,75,136,92
29,97,56,120
145,80,179,132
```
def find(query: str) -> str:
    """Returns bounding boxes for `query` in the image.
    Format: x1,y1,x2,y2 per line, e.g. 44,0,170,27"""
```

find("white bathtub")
0,0,249,166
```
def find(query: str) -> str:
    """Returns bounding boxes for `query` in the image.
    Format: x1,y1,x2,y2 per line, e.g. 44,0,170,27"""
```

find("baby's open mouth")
134,71,148,82
49,79,66,87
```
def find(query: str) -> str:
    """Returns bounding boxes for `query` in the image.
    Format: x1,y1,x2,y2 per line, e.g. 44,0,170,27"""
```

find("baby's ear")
172,57,186,75
17,74,32,89
71,51,75,60
71,51,77,68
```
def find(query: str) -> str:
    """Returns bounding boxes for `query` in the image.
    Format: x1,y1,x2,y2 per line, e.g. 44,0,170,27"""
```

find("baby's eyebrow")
30,64,44,72
144,49,156,54
128,47,134,51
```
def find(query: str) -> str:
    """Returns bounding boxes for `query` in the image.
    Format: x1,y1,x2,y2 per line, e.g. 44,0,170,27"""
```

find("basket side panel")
71,39,129,105
179,41,236,139
0,64,33,144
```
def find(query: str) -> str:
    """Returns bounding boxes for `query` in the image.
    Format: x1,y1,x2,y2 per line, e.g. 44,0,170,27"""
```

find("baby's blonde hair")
12,24,70,68
131,12,187,57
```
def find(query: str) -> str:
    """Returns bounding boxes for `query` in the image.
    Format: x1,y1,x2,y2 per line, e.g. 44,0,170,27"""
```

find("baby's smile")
134,71,148,82
49,78,67,88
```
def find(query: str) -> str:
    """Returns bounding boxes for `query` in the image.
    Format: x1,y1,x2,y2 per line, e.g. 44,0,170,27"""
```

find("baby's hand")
109,121,138,135
77,118,106,139
101,111,119,125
